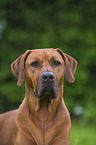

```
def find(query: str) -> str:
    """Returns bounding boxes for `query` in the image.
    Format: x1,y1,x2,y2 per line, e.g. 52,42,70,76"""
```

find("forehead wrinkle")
51,56,60,60
43,49,61,62
27,49,63,63
43,49,49,61
27,50,44,62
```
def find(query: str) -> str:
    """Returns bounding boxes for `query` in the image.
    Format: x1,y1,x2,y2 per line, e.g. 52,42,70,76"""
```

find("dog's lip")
36,85,53,96
43,86,53,94
35,85,57,99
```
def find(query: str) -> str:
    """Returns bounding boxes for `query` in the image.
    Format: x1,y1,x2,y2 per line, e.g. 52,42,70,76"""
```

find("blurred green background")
0,0,96,144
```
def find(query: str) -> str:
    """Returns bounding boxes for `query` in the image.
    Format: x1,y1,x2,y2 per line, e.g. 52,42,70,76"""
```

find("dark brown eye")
53,61,61,66
30,62,38,68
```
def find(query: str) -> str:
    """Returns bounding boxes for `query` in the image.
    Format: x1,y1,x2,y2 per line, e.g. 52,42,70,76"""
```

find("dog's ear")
57,48,77,83
11,50,31,86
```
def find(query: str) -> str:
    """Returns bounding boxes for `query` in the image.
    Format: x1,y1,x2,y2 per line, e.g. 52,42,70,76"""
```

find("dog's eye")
53,61,61,66
30,62,38,67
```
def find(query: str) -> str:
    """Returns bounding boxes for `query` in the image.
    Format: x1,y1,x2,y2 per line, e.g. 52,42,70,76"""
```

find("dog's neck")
24,82,64,129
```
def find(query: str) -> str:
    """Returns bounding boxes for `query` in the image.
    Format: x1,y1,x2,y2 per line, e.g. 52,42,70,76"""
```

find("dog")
0,48,77,145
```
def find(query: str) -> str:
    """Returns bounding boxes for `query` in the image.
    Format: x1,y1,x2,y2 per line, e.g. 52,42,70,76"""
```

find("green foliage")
0,0,96,125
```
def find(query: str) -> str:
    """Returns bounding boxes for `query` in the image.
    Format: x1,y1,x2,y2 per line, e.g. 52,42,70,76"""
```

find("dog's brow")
31,58,40,62
51,56,58,60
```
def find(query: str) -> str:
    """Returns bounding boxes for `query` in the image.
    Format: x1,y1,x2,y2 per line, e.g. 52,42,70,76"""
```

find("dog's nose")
41,72,54,82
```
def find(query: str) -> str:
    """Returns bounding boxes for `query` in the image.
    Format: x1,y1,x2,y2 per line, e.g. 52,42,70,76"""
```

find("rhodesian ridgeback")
0,48,77,145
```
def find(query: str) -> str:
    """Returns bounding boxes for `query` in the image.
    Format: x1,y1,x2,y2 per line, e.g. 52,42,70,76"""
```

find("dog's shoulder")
0,110,18,128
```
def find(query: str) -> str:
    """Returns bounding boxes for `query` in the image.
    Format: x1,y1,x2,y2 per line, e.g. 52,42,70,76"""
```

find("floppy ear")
11,50,31,86
57,48,77,83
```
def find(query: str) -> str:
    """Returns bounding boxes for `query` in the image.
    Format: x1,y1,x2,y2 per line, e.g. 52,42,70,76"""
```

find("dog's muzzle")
35,72,58,99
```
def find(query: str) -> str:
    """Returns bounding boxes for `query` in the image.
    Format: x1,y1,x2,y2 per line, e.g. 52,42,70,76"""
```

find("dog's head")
11,48,77,99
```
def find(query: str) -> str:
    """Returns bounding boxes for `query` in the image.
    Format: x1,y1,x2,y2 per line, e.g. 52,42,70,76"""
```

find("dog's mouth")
35,83,58,99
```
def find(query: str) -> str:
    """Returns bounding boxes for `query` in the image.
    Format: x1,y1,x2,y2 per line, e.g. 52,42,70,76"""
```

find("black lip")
35,92,41,99
35,85,57,99
43,86,53,94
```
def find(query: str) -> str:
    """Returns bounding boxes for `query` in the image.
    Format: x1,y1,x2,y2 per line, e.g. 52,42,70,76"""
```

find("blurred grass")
70,122,96,145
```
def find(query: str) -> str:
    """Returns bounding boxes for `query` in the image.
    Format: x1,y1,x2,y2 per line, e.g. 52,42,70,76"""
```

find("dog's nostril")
50,75,54,81
43,75,47,80
42,73,48,82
